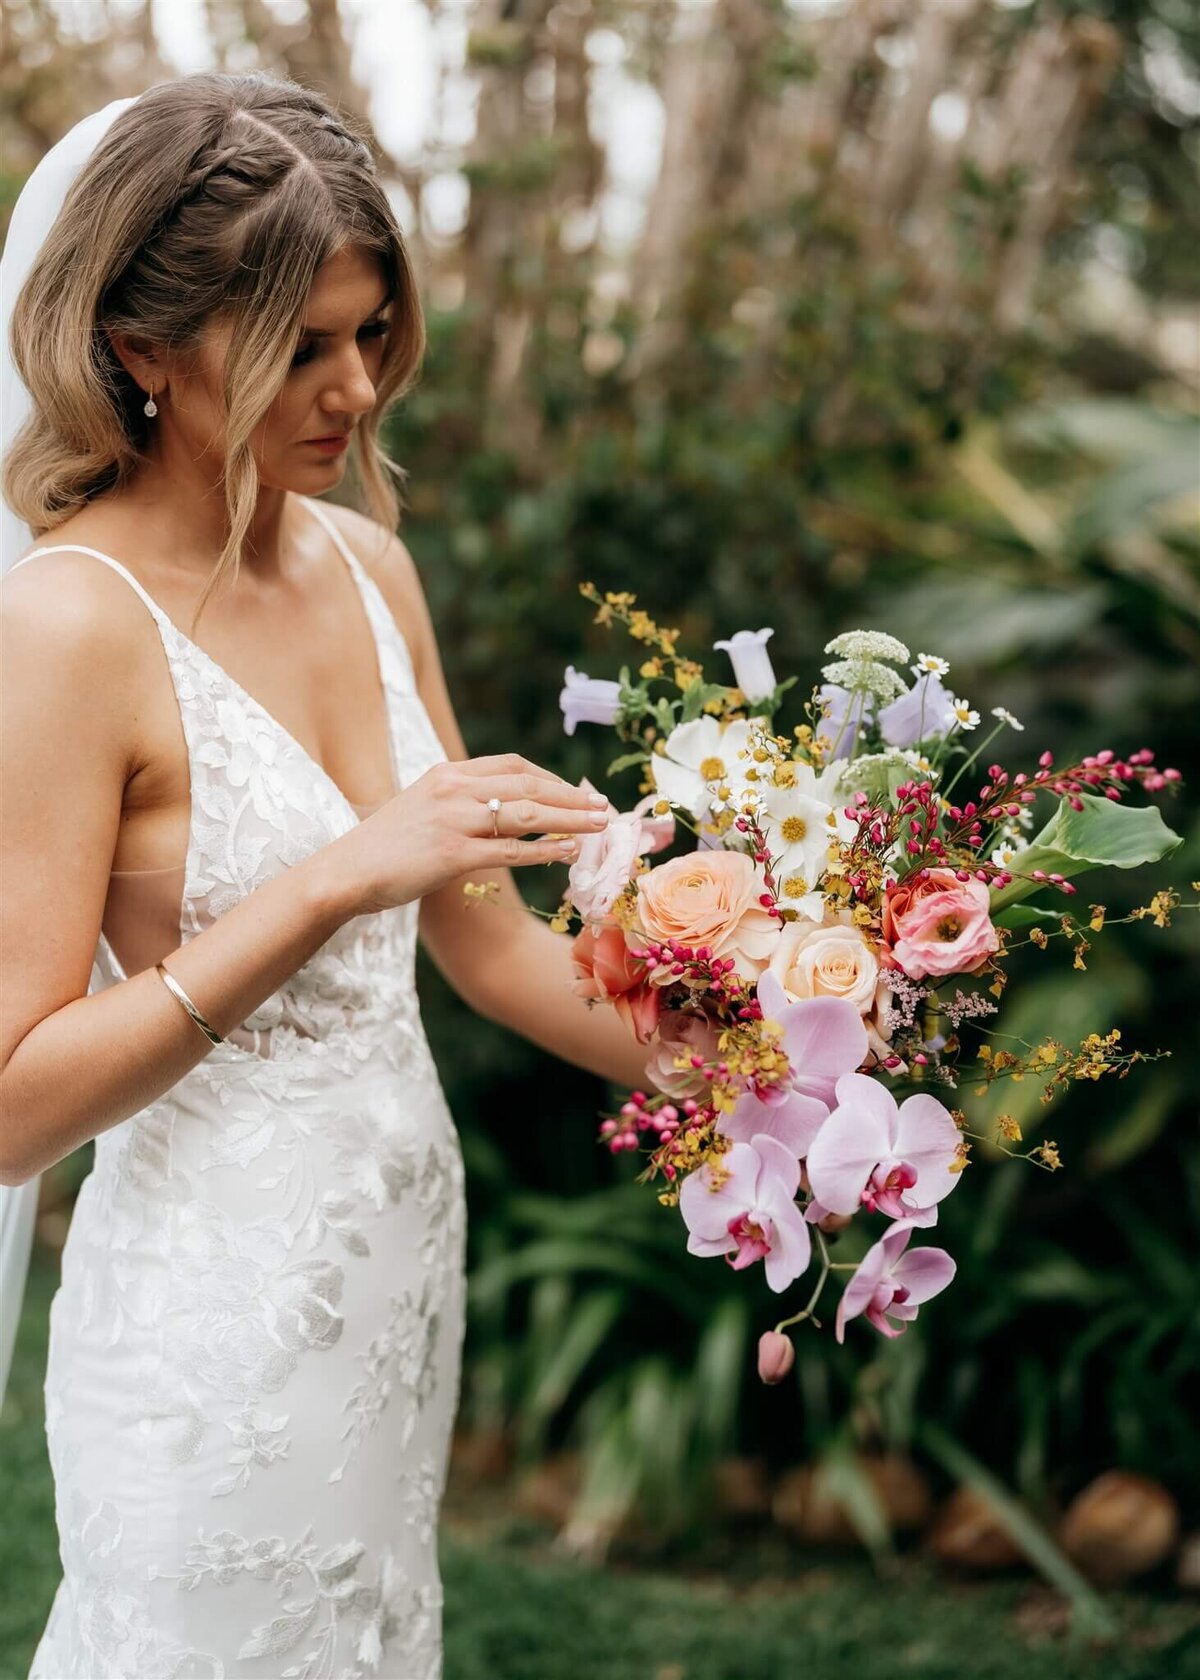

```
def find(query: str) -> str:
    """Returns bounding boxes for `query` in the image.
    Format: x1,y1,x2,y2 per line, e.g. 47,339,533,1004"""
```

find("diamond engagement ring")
486,796,502,838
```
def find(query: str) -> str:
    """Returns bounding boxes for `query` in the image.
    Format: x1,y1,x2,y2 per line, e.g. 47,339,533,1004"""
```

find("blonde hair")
3,70,425,632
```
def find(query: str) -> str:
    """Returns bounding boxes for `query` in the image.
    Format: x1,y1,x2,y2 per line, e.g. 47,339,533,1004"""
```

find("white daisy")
991,706,1024,731
950,696,980,731
757,764,854,920
912,653,951,678
649,717,754,821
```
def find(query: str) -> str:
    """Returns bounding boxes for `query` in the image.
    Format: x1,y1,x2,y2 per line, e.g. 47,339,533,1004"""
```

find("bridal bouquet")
498,591,1186,1375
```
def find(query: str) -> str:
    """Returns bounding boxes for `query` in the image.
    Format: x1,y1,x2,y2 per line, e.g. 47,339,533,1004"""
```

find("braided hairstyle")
4,71,424,630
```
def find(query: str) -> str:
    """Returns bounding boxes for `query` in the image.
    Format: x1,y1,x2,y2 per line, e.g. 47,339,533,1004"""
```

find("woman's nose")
325,348,377,415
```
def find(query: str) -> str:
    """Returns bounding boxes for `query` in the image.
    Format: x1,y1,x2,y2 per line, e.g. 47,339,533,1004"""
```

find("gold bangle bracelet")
155,961,224,1046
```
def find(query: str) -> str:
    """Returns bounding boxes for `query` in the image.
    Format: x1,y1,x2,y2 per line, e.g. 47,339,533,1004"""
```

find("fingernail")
588,792,608,808
558,838,579,853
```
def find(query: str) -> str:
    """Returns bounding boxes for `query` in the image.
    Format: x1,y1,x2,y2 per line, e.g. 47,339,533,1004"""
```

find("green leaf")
817,1435,895,1561
519,1287,626,1449
919,1423,1116,1640
606,751,650,776
1066,433,1200,557
680,680,730,723
988,790,1182,911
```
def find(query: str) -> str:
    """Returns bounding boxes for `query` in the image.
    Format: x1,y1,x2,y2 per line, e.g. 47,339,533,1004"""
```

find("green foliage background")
379,5,1199,1540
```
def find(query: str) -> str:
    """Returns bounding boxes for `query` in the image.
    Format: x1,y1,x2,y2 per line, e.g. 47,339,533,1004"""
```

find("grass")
4,1243,1198,1680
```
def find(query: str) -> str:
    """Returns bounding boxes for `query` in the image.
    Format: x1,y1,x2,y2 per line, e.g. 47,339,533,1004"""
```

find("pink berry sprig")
937,749,1182,896
599,1089,683,1158
733,810,790,925
836,790,917,905
626,938,763,1015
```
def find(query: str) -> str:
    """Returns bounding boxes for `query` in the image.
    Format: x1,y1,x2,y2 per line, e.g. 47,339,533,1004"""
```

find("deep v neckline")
170,496,401,819
27,495,400,824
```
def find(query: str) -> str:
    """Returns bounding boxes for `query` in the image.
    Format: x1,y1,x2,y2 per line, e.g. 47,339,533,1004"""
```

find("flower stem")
773,1226,833,1333
940,721,1005,804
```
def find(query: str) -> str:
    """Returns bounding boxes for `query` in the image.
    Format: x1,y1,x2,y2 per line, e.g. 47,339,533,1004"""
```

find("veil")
0,96,138,1409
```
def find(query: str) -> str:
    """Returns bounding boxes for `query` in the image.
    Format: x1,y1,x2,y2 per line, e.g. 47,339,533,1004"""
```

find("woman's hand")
327,753,609,919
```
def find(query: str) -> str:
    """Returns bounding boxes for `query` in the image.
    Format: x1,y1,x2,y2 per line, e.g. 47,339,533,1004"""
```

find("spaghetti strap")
6,542,171,628
302,493,361,573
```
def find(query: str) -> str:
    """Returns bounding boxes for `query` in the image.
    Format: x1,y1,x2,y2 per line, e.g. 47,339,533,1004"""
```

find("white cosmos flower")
950,696,980,730
649,717,754,821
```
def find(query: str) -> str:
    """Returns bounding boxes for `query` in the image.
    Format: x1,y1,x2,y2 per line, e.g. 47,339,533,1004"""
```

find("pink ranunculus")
633,850,779,983
882,868,999,982
565,780,676,923
804,1071,963,1220
678,1134,812,1293
835,1217,956,1343
718,989,867,1159
644,1009,722,1099
571,920,661,1044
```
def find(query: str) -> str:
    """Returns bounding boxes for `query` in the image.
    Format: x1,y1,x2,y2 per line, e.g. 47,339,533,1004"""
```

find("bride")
0,70,646,1678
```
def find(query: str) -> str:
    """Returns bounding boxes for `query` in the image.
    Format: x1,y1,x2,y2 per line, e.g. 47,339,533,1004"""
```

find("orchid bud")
757,1330,795,1385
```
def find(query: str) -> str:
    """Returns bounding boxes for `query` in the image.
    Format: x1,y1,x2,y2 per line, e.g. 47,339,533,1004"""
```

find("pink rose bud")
757,1331,795,1385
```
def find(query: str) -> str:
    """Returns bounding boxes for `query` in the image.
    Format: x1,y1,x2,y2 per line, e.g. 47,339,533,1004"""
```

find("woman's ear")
106,328,166,397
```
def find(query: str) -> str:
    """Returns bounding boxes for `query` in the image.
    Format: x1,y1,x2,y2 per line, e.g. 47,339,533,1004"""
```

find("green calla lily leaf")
988,790,1182,912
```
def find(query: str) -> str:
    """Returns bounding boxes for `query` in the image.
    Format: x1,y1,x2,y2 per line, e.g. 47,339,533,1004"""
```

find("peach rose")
643,1009,722,1099
632,851,778,983
571,920,661,1043
882,868,999,981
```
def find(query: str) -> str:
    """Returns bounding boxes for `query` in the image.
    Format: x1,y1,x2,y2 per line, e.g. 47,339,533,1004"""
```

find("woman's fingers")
474,791,609,838
480,831,587,869
459,755,611,807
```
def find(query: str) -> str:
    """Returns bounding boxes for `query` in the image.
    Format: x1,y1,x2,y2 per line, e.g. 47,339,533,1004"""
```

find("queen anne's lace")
22,497,467,1679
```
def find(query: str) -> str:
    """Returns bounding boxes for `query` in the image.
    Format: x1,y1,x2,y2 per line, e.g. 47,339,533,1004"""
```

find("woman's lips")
305,434,350,454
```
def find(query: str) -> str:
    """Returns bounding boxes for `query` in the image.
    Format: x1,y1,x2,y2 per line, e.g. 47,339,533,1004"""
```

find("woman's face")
256,242,391,485
140,242,392,488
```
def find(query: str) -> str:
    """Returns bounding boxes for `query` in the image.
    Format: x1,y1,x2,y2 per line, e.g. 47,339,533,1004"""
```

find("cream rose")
767,911,880,1011
632,850,778,983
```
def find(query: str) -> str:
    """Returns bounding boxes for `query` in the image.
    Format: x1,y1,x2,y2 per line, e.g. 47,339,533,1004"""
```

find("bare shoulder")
318,500,433,676
3,539,154,669
2,540,163,772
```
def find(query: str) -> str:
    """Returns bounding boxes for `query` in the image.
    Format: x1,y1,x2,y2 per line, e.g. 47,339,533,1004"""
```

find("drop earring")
144,386,158,418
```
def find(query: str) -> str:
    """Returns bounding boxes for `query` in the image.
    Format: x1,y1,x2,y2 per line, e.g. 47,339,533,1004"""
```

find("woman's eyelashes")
291,317,390,369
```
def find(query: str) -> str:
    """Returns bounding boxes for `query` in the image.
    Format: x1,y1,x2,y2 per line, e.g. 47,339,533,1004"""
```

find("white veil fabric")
0,96,138,1409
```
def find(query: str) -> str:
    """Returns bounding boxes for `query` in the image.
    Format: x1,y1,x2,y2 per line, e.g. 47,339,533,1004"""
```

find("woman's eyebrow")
300,290,394,337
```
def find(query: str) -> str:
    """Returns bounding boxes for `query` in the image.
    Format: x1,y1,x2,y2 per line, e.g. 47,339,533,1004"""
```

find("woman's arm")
452,911,654,1090
0,556,356,1186
351,513,650,1091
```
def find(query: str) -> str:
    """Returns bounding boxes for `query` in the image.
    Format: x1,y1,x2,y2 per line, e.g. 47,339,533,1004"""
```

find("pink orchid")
804,1072,962,1219
566,779,675,921
835,1217,956,1343
720,984,868,1158
679,1133,812,1293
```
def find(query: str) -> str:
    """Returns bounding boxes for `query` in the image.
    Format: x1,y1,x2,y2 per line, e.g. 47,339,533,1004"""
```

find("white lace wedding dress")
11,495,467,1680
